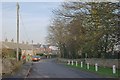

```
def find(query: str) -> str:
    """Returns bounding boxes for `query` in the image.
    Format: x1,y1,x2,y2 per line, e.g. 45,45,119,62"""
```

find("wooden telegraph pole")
32,40,33,55
16,2,19,61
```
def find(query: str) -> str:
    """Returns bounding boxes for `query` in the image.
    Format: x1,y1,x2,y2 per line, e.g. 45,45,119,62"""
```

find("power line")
19,12,31,43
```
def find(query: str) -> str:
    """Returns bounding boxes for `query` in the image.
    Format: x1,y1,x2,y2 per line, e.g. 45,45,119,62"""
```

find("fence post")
113,65,116,74
67,60,70,65
76,61,78,66
72,60,74,65
81,62,83,68
87,63,89,69
95,63,98,71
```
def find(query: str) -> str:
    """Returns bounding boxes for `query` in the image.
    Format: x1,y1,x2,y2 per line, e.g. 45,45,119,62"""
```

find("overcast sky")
1,2,61,44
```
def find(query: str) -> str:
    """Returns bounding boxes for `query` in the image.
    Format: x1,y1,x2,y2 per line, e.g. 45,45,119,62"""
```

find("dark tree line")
47,2,120,59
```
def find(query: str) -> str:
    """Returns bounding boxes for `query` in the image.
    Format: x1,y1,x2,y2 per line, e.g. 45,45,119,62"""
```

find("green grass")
66,63,120,78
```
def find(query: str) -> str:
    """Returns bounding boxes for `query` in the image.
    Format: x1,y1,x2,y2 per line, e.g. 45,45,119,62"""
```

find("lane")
28,59,102,78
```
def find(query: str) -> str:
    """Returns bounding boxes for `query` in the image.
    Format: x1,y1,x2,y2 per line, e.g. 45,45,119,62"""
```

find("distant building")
33,44,59,56
34,44,52,55
0,39,60,59
49,46,59,55
1,40,35,57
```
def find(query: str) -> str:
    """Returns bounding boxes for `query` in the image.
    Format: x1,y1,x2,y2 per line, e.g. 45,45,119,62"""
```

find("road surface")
28,58,102,78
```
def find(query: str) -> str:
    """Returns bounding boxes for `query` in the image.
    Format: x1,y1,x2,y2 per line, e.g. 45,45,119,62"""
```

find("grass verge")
66,64,120,78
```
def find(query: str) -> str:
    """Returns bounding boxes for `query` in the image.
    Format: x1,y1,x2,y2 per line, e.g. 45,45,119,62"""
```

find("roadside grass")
66,63,120,78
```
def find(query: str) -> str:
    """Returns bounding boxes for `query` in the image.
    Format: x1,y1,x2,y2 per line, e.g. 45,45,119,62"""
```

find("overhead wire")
19,12,31,43
3,3,32,43
2,3,31,43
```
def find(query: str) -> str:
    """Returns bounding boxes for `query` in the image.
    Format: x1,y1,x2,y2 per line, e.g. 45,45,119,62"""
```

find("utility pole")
16,2,19,61
32,40,33,55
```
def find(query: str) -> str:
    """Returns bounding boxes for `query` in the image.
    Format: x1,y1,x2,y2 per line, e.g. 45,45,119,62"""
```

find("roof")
33,44,41,48
1,41,33,50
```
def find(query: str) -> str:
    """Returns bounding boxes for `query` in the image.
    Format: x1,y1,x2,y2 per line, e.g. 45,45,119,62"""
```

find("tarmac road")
28,58,102,78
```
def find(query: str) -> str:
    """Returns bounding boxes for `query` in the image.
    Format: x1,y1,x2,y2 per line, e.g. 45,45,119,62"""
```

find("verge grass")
66,63,120,78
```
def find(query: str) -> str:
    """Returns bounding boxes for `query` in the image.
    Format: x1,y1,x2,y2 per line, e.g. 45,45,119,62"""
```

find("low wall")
85,58,119,69
57,58,84,64
57,58,120,69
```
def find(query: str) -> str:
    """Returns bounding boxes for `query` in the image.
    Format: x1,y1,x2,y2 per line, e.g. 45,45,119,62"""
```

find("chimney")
11,38,14,42
5,38,8,42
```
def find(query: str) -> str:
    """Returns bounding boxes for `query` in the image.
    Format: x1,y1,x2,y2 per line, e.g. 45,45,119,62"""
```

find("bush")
36,53,44,56
2,58,22,77
2,48,16,59
12,61,22,71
